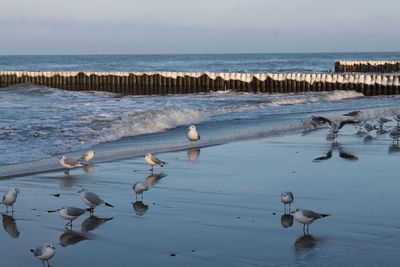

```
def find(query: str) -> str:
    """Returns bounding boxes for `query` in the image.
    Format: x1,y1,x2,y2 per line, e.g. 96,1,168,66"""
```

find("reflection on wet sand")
83,165,96,174
313,143,358,162
187,148,201,163
145,173,166,188
388,144,400,153
132,201,149,216
59,229,89,247
294,234,317,251
2,214,20,238
280,214,294,229
81,216,113,232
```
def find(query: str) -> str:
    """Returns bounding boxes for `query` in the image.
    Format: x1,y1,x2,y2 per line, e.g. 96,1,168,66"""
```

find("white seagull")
59,156,85,175
79,150,95,163
133,181,149,200
54,206,88,227
292,208,329,234
145,153,166,172
78,189,113,214
1,188,19,213
187,125,201,141
30,243,56,266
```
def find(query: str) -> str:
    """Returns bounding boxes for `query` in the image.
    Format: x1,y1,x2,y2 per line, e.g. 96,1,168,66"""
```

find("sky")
0,0,399,55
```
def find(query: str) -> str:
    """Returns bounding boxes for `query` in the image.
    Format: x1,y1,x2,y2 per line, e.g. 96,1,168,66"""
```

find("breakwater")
0,71,399,96
335,61,400,73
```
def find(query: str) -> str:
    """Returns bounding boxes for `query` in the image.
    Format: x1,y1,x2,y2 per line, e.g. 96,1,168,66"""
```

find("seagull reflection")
132,201,149,216
81,215,113,232
388,144,400,153
2,214,19,238
187,148,201,163
83,165,95,174
280,214,294,229
294,234,317,251
59,229,89,247
313,143,358,162
145,173,166,188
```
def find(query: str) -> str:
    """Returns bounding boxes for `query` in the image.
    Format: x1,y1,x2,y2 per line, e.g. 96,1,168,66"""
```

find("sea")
1,52,400,171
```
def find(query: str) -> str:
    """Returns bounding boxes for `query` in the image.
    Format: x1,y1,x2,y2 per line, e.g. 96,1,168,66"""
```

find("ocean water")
1,53,400,171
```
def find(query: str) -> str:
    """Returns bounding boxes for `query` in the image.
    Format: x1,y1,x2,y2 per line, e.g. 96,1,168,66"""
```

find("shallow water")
0,128,399,266
1,84,400,171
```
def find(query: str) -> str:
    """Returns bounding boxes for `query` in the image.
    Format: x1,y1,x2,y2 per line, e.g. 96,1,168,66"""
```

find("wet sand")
0,128,399,266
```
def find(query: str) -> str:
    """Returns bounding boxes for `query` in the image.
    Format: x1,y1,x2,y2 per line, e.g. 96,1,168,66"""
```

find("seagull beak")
290,211,295,214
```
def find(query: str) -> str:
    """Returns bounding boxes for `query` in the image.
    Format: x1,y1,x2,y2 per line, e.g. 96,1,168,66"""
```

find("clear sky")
0,0,399,55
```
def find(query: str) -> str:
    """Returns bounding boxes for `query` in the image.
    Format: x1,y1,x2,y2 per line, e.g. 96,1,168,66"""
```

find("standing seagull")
292,208,329,234
59,156,85,175
78,189,113,214
133,181,149,200
1,188,19,213
187,125,201,141
281,191,294,212
79,150,95,163
30,243,56,267
51,206,87,228
145,153,166,172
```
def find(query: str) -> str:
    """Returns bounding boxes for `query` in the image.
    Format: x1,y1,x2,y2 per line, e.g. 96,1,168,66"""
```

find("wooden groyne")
335,61,400,73
0,71,400,96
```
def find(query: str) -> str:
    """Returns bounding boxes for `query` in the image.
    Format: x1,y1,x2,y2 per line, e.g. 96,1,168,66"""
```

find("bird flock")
2,125,200,266
302,110,400,145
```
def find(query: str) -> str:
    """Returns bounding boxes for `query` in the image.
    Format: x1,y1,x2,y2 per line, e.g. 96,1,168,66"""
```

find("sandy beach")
0,126,399,266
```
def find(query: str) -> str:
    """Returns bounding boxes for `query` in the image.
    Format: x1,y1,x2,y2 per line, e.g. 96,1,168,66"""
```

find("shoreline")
0,127,399,266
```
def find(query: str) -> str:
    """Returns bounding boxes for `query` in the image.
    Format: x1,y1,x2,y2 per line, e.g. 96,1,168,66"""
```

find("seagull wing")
66,207,86,216
311,116,333,128
85,192,105,205
31,246,44,257
151,155,166,165
302,209,323,220
64,157,82,167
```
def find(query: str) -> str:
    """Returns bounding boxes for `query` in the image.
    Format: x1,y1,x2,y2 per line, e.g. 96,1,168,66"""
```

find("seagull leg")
303,224,306,235
135,194,138,201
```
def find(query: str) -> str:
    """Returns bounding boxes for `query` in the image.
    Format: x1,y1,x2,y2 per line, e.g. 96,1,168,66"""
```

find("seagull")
30,243,56,267
78,189,113,214
292,208,329,234
145,153,166,172
311,115,358,141
79,150,95,163
301,117,319,132
133,181,149,200
59,156,85,175
49,206,88,228
1,188,19,213
281,191,294,211
187,125,200,141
